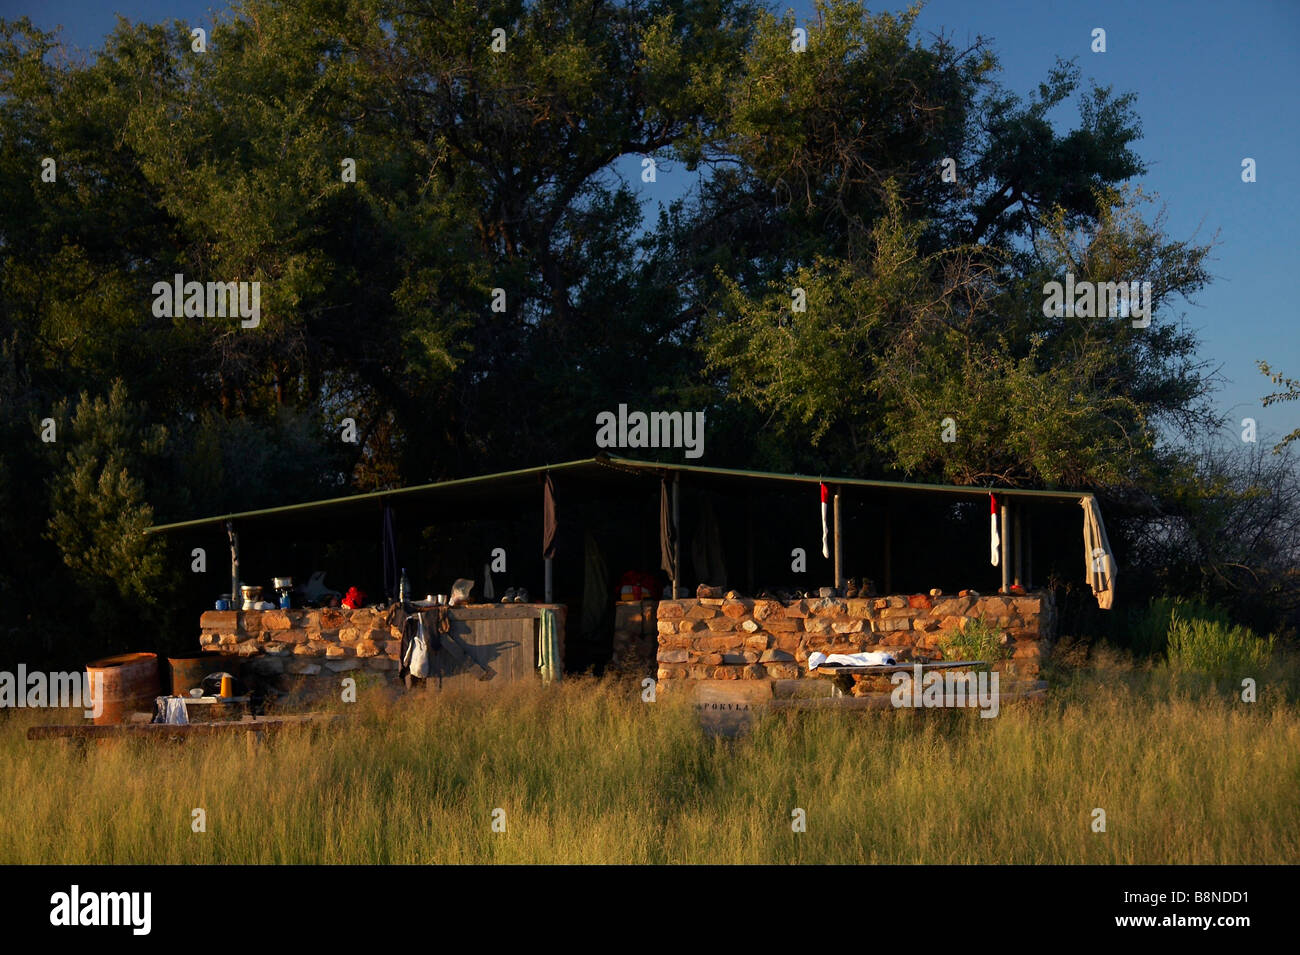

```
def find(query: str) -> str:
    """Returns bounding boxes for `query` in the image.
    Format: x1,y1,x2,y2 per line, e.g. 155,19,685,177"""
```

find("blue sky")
8,0,1298,448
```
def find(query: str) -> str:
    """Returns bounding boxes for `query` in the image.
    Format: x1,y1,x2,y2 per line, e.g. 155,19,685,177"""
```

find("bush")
943,615,1010,665
1166,608,1275,680
1128,596,1232,658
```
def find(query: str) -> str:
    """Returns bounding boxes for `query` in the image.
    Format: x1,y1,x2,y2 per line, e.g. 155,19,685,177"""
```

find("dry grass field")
1,647,1297,864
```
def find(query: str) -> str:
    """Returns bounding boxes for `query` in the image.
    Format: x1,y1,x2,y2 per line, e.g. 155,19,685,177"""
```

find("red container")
85,652,160,725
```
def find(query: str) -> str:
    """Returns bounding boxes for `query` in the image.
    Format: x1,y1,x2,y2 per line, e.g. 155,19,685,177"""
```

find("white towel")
808,650,898,670
403,614,431,678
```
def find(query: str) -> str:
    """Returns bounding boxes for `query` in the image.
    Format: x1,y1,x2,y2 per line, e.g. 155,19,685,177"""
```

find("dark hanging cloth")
543,472,559,560
386,603,450,684
382,502,398,602
660,478,677,581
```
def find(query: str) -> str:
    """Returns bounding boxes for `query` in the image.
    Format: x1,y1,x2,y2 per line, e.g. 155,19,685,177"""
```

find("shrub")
1166,608,1275,680
1128,596,1232,658
943,615,1010,665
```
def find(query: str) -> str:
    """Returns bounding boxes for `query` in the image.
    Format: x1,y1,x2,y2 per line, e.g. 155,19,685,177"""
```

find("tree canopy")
1,0,1291,659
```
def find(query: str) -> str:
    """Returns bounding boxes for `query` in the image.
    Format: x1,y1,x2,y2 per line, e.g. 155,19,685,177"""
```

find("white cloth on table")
807,650,898,670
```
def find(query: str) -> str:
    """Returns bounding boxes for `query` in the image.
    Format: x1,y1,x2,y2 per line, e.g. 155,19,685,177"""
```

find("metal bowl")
240,585,263,600
272,577,293,590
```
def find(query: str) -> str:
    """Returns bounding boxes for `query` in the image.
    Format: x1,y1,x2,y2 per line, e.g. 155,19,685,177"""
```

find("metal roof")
144,454,1091,534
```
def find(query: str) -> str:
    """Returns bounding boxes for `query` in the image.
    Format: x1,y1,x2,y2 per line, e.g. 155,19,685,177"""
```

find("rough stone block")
722,599,751,618
657,601,685,620
280,629,310,645
832,619,865,633
744,634,770,652
286,661,321,676
678,619,706,633
262,610,292,630
355,641,383,658
766,663,799,680
741,619,760,633
760,649,795,663
325,659,360,672
660,649,689,664
199,611,238,632
686,603,719,620
705,616,738,631
701,634,744,652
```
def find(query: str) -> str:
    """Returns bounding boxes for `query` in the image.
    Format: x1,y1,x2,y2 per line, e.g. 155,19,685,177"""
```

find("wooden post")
1025,511,1033,591
1013,505,1023,589
1000,502,1011,594
226,520,239,604
672,472,681,599
833,486,843,591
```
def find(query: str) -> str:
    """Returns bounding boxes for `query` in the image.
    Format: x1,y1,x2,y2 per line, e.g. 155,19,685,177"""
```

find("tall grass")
1166,608,1276,680
0,661,1296,864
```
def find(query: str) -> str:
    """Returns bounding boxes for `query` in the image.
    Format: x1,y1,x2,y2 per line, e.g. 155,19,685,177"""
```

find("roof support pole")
225,520,239,605
833,486,843,592
1000,502,1011,594
1013,505,1023,589
544,557,553,604
1025,511,1034,591
672,471,681,599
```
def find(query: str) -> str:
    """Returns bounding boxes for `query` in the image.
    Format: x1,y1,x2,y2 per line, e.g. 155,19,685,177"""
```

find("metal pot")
273,576,293,590
240,585,263,610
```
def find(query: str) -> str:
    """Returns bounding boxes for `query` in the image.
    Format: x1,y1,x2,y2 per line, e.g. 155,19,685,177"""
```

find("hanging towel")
990,493,1000,567
403,613,431,678
820,483,831,559
538,608,561,685
659,478,677,582
1081,495,1116,609
543,472,559,560
483,562,495,601
154,696,190,724
808,650,898,670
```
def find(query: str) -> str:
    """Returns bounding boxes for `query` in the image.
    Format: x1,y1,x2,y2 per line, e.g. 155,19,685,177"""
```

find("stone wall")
655,591,1055,687
198,604,565,692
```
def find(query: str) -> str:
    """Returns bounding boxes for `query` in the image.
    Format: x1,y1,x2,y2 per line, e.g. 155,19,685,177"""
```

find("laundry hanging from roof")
1081,494,1116,609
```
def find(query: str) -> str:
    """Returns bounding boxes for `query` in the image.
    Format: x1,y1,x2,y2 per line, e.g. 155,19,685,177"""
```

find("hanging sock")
820,483,830,559
990,493,1000,567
